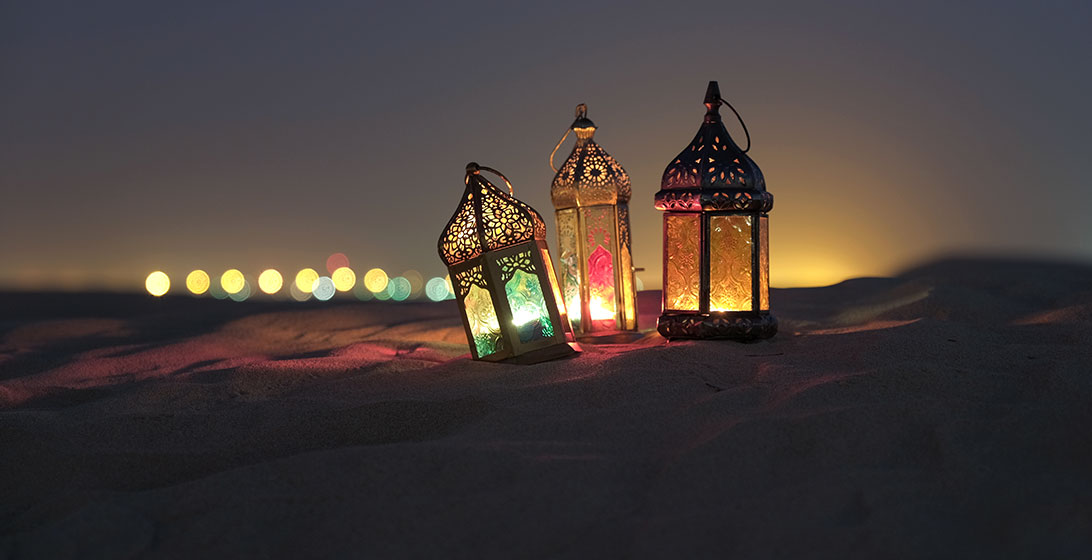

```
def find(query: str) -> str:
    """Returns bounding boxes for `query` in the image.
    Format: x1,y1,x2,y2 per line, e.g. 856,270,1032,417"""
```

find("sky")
2,0,1091,292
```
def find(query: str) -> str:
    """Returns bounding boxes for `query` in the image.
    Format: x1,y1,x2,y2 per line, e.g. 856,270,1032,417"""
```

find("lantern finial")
704,81,721,105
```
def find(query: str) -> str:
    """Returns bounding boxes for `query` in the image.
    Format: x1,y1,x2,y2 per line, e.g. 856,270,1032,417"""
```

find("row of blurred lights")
144,253,455,303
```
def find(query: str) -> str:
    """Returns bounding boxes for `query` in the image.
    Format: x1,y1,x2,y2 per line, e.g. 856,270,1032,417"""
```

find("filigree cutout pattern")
497,250,536,283
660,115,765,193
551,137,631,209
439,173,548,266
454,265,488,298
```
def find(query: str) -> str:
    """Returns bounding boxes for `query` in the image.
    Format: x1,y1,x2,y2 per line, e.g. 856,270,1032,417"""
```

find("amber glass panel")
664,213,700,311
760,216,769,310
463,282,503,358
556,209,581,327
619,242,636,329
539,246,567,327
709,215,753,312
504,262,555,344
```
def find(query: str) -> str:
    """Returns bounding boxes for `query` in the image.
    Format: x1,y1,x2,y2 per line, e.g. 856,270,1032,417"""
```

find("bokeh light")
312,276,336,301
326,253,350,275
374,285,392,301
209,281,228,300
331,266,356,292
444,274,453,297
353,282,374,301
229,280,252,302
221,269,246,295
186,270,210,295
388,276,411,302
635,275,645,291
364,268,389,293
425,277,449,302
258,269,283,294
289,280,311,302
295,268,319,294
402,270,423,298
145,271,170,297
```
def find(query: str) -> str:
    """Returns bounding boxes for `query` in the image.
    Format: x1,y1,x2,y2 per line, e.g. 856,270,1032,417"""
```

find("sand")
2,258,1091,558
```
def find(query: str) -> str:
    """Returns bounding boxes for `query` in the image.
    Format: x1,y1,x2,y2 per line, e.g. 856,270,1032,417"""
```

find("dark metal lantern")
550,104,638,335
654,82,777,340
438,163,579,363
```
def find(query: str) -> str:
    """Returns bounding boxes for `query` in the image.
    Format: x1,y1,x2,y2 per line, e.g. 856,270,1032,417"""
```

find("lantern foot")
501,341,582,365
657,313,777,341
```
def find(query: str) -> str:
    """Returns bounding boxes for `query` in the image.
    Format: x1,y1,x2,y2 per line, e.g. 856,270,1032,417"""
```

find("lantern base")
657,312,777,341
574,330,647,344
501,341,582,365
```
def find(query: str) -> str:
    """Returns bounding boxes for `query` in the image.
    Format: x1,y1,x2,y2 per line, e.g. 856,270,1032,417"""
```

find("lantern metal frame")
654,82,778,340
438,162,579,363
549,104,638,335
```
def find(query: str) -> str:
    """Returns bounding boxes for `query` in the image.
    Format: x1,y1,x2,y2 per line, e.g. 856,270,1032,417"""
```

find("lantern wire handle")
476,165,515,196
548,128,571,173
718,96,751,153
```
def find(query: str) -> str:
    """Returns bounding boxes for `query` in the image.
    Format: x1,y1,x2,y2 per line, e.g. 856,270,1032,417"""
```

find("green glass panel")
505,268,555,343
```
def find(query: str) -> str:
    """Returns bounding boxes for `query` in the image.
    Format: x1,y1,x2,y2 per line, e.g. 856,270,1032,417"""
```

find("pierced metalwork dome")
439,162,548,267
551,104,632,209
655,82,773,214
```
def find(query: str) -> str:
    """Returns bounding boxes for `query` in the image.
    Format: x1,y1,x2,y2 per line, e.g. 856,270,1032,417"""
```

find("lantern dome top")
655,82,772,213
438,162,548,267
550,104,631,210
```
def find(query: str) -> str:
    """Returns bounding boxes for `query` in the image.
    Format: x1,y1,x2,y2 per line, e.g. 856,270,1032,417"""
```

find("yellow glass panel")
760,216,769,310
664,213,700,311
709,215,753,312
555,209,581,327
463,281,503,358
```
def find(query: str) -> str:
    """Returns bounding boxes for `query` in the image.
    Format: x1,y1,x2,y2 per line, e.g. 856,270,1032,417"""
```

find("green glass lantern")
438,163,579,363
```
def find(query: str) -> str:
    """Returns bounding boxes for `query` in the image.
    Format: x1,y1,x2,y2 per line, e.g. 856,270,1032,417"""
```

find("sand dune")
2,258,1091,558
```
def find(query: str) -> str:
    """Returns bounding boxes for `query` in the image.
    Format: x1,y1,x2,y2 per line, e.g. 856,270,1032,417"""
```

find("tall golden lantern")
654,82,777,340
549,104,637,334
438,162,579,363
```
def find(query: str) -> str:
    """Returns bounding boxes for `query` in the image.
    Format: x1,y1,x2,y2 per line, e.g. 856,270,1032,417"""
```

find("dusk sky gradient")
2,0,1090,291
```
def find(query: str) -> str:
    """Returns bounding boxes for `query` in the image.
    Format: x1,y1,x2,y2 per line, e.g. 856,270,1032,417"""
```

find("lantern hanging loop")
717,96,751,153
548,103,592,173
465,161,514,196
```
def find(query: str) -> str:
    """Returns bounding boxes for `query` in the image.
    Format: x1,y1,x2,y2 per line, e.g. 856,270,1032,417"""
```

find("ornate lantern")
438,162,579,363
549,104,637,334
654,82,777,340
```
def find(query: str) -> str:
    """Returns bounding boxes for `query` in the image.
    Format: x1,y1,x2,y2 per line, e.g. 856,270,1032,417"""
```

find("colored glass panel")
539,246,568,329
664,213,700,311
709,215,753,312
505,266,555,344
587,244,617,330
556,209,581,326
463,282,503,358
760,215,769,310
